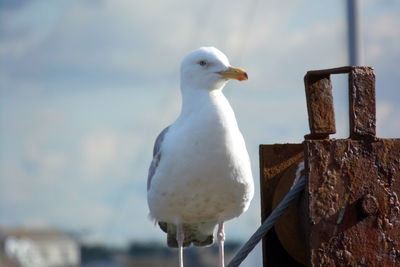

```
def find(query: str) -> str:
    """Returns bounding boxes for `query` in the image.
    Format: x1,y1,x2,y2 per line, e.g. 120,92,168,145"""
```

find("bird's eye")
198,60,207,66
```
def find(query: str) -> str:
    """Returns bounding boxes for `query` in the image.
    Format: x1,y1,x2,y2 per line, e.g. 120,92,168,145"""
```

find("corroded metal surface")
304,74,336,139
305,139,400,266
304,66,376,140
349,67,376,140
271,162,307,264
259,144,305,267
260,66,398,266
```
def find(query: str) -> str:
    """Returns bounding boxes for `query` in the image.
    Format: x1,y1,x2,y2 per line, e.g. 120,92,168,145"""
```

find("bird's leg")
176,223,184,267
217,222,225,267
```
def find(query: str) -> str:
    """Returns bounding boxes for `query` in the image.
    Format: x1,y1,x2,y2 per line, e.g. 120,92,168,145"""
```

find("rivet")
358,194,379,217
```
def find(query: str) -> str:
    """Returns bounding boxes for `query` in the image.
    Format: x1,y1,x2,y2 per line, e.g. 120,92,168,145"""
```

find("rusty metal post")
304,74,335,140
304,66,376,140
260,66,400,266
348,67,376,139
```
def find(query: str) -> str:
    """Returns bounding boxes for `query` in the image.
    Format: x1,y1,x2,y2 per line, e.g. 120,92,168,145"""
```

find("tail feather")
158,221,216,248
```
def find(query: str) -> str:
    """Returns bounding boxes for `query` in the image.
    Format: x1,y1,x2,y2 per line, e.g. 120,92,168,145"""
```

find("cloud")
1,0,200,86
364,12,400,63
377,101,400,137
80,130,142,183
81,132,119,181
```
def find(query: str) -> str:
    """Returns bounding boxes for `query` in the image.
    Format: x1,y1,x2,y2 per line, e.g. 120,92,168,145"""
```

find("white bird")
147,47,254,267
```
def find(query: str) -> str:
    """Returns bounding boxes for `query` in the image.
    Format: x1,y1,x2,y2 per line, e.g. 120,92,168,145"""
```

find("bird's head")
180,47,248,90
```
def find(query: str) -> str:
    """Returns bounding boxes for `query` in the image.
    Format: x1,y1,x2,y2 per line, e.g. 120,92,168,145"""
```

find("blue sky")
0,0,399,253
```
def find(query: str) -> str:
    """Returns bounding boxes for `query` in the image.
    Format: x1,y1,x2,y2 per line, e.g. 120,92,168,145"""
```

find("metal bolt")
359,194,379,217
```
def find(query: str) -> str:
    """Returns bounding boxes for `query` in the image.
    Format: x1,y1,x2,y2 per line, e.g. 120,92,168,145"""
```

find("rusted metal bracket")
304,66,376,140
260,66,400,266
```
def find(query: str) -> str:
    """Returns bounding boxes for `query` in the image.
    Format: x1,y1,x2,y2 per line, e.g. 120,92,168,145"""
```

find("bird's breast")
148,103,254,223
147,49,256,226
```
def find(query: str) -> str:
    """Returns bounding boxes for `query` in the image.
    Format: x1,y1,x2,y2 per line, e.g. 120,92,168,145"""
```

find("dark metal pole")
347,0,360,66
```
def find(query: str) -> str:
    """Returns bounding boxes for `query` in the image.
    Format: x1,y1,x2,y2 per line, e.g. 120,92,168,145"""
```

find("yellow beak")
218,66,248,81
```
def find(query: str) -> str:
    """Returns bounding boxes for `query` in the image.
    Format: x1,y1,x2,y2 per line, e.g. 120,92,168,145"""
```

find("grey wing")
147,126,170,191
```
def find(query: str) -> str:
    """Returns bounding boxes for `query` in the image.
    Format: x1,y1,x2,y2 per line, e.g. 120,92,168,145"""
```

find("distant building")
0,228,80,267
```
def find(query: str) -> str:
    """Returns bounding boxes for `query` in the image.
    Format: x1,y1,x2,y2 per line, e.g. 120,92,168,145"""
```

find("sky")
0,0,399,258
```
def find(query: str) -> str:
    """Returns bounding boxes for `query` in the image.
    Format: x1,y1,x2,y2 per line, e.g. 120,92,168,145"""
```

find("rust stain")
305,138,400,266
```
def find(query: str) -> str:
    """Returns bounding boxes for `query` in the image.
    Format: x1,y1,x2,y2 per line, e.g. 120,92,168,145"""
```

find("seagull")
147,47,254,267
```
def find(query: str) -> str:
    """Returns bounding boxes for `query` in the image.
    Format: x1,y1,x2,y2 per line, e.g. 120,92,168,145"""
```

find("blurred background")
0,0,399,266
